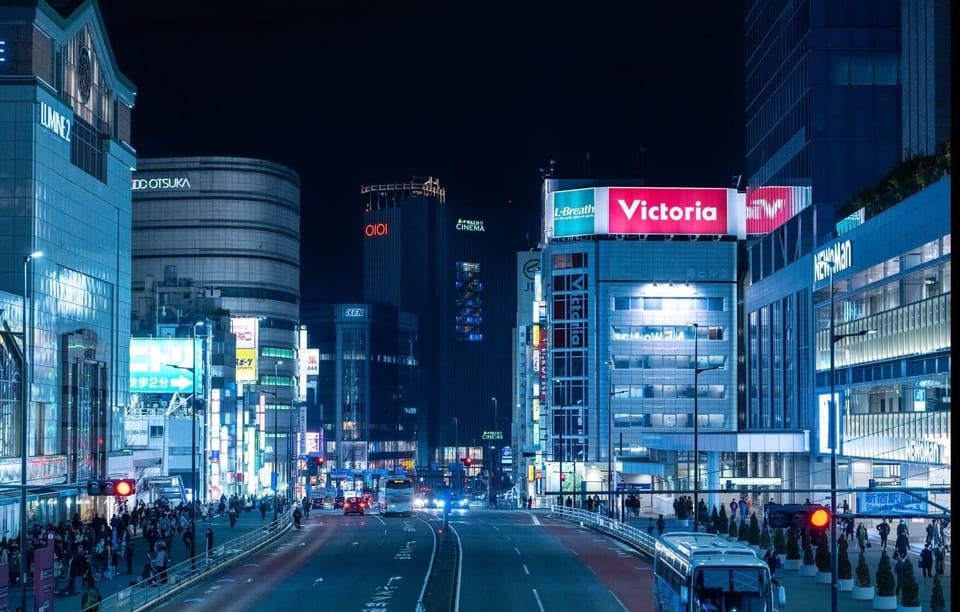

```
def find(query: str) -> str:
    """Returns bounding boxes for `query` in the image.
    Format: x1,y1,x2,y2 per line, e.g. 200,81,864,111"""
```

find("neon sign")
365,223,388,237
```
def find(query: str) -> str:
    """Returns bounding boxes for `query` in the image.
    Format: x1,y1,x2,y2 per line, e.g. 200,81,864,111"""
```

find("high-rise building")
361,177,534,477
0,0,136,526
131,156,301,500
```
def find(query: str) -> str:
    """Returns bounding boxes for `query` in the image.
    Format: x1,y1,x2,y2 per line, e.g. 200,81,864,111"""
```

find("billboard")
125,419,149,447
304,349,319,375
231,317,259,382
129,338,204,393
545,186,743,239
745,185,812,235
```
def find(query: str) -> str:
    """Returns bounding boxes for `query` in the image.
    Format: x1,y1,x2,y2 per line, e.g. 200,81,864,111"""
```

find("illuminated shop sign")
813,240,853,283
608,187,728,235
129,338,204,393
553,189,596,237
131,177,192,190
38,101,71,142
456,218,485,232
745,185,811,234
342,306,367,319
364,222,388,237
231,317,259,382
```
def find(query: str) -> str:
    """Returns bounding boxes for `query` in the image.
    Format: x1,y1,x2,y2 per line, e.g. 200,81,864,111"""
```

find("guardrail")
548,505,658,558
92,507,294,611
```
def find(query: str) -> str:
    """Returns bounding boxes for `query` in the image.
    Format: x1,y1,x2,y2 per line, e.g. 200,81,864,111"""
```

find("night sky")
95,1,745,307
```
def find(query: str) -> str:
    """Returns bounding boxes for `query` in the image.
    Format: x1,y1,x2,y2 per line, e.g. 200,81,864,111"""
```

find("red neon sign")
364,222,388,237
608,187,728,235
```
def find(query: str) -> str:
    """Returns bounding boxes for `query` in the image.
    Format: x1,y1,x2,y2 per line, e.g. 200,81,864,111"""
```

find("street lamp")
605,360,628,519
167,319,204,568
273,360,283,522
490,397,498,497
691,322,722,534
826,264,876,612
21,250,42,608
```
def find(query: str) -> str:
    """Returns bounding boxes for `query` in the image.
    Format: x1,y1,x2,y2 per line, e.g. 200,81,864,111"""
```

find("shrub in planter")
855,550,871,587
801,530,814,566
759,524,771,550
718,504,728,529
875,549,896,597
711,506,720,533
738,518,750,541
930,573,946,612
773,528,786,555
729,515,738,538
898,558,920,607
785,529,801,560
749,513,761,546
837,538,852,580
815,531,831,572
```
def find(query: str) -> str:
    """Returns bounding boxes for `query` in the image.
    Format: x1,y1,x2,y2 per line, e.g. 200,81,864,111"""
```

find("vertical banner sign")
231,317,259,382
33,533,55,611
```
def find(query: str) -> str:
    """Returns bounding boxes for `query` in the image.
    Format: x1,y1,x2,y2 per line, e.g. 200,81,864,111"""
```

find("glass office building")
0,1,136,526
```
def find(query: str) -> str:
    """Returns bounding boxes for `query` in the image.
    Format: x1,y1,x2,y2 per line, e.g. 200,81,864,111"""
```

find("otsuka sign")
608,187,728,235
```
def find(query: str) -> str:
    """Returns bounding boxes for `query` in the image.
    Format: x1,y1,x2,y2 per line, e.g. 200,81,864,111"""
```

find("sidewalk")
10,507,277,611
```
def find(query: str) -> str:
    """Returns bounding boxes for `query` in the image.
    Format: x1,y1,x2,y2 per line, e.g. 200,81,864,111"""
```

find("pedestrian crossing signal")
86,478,136,497
767,503,830,530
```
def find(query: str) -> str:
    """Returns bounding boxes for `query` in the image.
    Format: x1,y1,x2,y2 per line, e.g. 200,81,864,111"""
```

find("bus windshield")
694,567,770,612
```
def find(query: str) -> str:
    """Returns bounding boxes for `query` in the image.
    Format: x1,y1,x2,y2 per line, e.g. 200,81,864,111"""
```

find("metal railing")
548,505,658,558
90,507,293,611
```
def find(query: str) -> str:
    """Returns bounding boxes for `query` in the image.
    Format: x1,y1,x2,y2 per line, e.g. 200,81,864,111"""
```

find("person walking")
656,514,666,536
919,544,933,578
124,538,134,575
896,530,910,559
856,522,868,551
893,552,904,599
933,544,945,576
877,520,891,549
81,575,102,611
205,527,214,559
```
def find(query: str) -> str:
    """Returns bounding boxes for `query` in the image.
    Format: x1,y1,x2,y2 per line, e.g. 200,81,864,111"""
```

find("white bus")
653,532,786,612
379,477,416,516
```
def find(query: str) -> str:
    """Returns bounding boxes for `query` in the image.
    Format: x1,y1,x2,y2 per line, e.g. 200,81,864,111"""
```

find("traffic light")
315,456,325,467
767,503,830,530
86,478,136,497
461,457,472,467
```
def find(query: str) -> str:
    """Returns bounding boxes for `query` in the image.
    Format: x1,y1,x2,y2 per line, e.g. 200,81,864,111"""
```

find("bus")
379,477,416,516
653,533,786,612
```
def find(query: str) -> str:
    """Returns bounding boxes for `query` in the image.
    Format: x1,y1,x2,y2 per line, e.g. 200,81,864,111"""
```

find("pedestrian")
763,547,781,585
893,553,904,598
919,544,933,578
527,496,533,509
81,575,102,611
205,527,214,558
896,531,910,559
647,518,655,535
933,545,944,576
730,498,738,519
125,539,134,575
656,514,666,536
877,520,890,549
856,523,868,551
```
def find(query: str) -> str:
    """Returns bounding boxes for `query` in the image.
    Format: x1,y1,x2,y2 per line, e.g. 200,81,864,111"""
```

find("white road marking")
609,590,629,611
532,588,546,612
523,564,530,575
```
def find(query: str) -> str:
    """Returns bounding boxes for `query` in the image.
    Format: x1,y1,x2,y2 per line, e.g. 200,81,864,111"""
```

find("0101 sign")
364,222,388,237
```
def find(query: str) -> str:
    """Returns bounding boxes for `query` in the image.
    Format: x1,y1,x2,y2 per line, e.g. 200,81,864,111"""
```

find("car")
310,496,325,509
333,495,345,510
344,496,364,515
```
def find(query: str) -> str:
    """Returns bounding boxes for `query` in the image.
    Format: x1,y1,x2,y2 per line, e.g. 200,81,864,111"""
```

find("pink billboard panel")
745,185,811,234
608,187,729,235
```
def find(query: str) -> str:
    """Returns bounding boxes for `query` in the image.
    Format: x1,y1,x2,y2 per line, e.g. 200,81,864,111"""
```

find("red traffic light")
316,456,325,466
461,457,472,467
560,473,566,481
809,507,830,529
113,478,136,497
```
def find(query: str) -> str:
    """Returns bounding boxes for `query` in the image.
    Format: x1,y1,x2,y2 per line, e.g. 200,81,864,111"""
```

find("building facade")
0,0,136,528
131,156,301,500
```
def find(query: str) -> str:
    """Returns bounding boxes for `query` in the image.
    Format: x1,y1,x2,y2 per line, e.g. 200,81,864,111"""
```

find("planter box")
896,606,922,612
798,564,817,577
852,585,875,600
815,571,832,584
783,558,801,570
838,578,854,591
873,594,898,610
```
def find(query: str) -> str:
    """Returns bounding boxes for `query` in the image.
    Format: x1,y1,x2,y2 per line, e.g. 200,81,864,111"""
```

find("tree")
738,518,749,541
929,573,946,612
898,558,920,607
855,550,871,587
748,513,761,546
786,529,801,560
710,506,720,533
718,505,728,535
773,528,786,555
837,537,852,580
801,530,815,566
815,530,831,572
875,549,896,597
728,515,737,538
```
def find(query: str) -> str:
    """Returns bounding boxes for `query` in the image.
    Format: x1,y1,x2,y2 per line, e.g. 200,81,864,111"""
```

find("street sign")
482,431,504,440
129,338,205,393
860,491,928,515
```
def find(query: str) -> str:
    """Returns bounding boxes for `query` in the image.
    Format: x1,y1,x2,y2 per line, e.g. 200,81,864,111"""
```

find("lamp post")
167,319,204,569
273,360,283,522
491,397,498,496
691,322,721,534
21,250,42,609
605,360,628,519
827,264,876,612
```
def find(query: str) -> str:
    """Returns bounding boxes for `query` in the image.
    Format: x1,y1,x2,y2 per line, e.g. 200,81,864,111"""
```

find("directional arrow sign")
129,337,205,394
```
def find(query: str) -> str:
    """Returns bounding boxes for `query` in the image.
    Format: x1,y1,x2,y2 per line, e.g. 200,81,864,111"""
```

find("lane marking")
532,588,546,612
609,590,628,611
523,564,530,575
